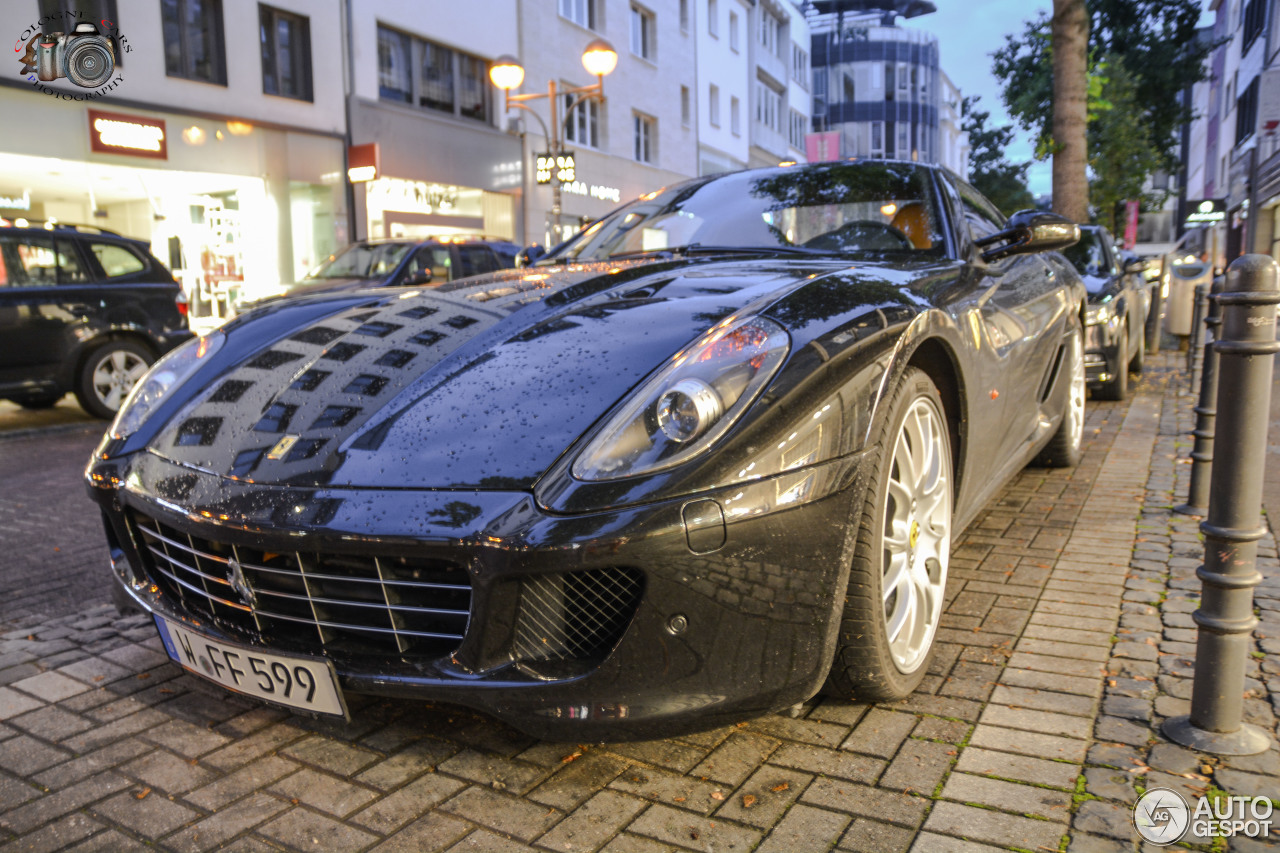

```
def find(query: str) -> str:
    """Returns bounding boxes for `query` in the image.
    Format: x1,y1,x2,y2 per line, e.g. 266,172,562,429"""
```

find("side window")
54,239,90,284
407,246,451,282
955,180,1005,243
0,234,59,287
457,246,498,278
90,242,148,278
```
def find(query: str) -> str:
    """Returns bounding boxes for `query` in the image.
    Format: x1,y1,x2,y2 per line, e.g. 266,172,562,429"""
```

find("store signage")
805,131,842,163
562,181,622,203
0,189,31,210
367,177,459,214
1185,198,1226,225
88,109,166,159
348,143,379,183
536,152,576,185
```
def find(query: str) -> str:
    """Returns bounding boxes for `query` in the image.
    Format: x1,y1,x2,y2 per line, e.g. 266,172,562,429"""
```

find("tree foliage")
1089,56,1168,233
962,96,1035,216
992,0,1213,179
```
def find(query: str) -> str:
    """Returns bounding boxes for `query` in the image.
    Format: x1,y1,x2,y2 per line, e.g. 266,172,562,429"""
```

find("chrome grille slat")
130,515,471,657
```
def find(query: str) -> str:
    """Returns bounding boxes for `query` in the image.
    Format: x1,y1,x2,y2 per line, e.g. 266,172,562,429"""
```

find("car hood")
151,257,926,490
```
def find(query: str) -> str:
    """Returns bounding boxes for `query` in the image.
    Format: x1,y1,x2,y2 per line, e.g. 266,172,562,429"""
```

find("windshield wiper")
605,244,821,261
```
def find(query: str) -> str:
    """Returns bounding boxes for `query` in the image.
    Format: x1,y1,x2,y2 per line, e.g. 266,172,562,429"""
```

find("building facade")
0,0,349,314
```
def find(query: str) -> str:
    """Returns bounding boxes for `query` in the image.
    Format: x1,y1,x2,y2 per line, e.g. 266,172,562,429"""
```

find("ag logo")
1134,788,1190,845
226,557,256,608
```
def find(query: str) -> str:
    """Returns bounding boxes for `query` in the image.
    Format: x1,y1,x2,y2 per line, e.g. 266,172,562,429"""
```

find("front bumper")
87,449,866,740
1084,320,1121,386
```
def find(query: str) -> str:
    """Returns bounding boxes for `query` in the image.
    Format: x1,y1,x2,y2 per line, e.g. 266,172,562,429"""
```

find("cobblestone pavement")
0,352,1277,852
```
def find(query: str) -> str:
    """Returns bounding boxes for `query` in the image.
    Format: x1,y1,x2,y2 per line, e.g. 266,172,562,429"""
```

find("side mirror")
403,269,433,286
1124,259,1147,275
974,210,1080,263
516,244,547,268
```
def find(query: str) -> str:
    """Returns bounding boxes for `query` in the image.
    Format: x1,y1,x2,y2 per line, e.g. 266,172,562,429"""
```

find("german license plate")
154,615,346,717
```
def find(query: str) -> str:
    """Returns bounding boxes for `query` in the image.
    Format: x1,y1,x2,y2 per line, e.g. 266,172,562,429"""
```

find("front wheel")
1036,324,1085,468
75,341,153,419
825,367,952,701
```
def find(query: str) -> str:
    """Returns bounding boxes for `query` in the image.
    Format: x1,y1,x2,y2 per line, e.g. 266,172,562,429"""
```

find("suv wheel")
76,341,153,419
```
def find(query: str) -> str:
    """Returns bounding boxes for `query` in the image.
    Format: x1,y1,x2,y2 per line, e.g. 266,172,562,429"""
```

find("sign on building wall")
88,109,166,159
1184,198,1226,226
804,131,841,163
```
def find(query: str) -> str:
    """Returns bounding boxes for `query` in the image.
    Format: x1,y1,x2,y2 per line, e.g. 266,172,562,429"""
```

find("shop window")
259,5,312,101
161,0,227,85
377,25,489,123
631,5,655,61
90,242,146,278
634,112,655,163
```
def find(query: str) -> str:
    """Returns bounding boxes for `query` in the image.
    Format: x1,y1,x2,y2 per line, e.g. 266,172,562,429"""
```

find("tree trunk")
1051,0,1090,223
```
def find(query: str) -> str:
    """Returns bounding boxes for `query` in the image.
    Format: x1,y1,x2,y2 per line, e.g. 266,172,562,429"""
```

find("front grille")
129,514,470,658
513,568,644,662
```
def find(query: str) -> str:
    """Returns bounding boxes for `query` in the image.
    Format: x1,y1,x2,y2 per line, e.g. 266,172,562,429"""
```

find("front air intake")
512,567,644,663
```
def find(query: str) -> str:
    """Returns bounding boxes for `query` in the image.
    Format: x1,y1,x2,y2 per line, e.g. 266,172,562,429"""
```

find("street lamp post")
490,40,617,247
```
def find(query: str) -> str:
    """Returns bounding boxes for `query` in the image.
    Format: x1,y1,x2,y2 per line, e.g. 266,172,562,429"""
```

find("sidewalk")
0,351,1276,852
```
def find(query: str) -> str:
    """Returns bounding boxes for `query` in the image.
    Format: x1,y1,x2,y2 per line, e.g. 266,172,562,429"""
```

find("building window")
870,121,884,157
756,81,781,132
565,93,600,147
731,96,741,134
789,108,805,148
1244,0,1266,51
162,0,227,85
708,0,718,37
634,113,655,163
710,83,720,126
898,63,908,93
682,85,691,126
791,44,808,87
680,0,689,31
1236,76,1259,146
561,0,599,29
758,8,777,56
730,11,739,51
259,5,311,100
898,122,909,155
377,26,490,123
631,5,655,60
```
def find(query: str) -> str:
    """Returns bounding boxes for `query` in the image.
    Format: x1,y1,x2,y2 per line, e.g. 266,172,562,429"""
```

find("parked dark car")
0,224,191,418
87,161,1084,739
240,236,522,309
1061,225,1149,400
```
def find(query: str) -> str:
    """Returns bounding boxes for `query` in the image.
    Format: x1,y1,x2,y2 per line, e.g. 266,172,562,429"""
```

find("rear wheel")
1036,324,1085,468
825,367,952,701
75,341,153,419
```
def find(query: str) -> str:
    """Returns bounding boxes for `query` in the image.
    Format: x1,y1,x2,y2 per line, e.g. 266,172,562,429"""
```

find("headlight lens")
109,331,225,439
572,316,789,480
1085,302,1112,326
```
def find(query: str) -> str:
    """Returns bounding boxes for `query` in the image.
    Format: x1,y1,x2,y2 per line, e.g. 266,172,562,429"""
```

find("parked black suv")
0,224,191,418
239,236,522,309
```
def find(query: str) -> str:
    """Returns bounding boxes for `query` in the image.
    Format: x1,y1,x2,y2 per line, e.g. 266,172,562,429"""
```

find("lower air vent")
513,567,644,663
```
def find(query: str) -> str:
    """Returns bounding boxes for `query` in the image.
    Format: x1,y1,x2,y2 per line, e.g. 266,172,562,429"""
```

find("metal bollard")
1163,254,1280,756
1174,278,1223,517
1186,283,1209,386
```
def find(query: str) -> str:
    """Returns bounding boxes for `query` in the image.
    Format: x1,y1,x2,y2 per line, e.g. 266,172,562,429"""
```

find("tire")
1128,321,1145,375
11,391,62,409
74,341,153,420
1036,323,1085,468
1095,323,1128,401
825,367,953,701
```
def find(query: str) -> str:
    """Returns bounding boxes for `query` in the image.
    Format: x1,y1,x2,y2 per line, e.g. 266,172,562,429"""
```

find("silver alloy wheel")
1065,330,1085,454
91,348,150,413
882,395,952,674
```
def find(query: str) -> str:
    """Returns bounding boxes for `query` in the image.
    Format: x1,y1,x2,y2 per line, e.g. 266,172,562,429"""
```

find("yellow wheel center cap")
909,520,920,550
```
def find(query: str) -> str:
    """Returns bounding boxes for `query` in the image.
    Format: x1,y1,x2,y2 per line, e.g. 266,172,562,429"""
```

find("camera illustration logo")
1134,788,1191,845
20,22,113,88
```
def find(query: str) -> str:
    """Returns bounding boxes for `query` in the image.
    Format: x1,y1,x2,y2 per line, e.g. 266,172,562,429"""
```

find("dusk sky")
899,1,1216,199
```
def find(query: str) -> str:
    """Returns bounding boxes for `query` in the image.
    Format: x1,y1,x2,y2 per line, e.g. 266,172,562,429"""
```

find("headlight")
1085,302,1112,326
109,331,225,439
573,316,789,480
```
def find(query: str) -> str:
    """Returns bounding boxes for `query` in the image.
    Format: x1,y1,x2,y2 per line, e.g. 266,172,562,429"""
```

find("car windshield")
306,243,414,280
549,162,947,262
1061,230,1112,278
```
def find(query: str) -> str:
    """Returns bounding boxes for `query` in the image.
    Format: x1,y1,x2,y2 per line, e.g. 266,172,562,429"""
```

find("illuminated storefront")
0,88,347,325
